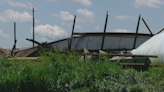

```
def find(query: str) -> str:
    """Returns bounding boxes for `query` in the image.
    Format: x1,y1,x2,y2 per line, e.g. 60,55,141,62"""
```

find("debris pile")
0,47,10,57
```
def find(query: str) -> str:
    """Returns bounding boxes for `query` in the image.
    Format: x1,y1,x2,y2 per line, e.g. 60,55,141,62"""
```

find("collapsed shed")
6,13,163,58
13,32,153,57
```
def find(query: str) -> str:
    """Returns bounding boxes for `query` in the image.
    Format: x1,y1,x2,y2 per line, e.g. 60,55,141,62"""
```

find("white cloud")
41,37,48,42
53,11,75,26
75,25,82,29
33,24,68,41
16,45,22,48
53,11,74,22
112,29,131,33
2,0,33,9
0,9,39,23
46,0,92,6
0,29,9,38
132,0,164,8
77,9,95,23
46,0,58,1
72,0,92,6
94,26,100,30
61,22,72,26
53,9,95,24
116,15,136,20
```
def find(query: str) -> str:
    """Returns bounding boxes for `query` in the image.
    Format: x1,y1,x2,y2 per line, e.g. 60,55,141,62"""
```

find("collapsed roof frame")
67,13,156,52
48,32,153,52
26,12,158,52
9,12,164,57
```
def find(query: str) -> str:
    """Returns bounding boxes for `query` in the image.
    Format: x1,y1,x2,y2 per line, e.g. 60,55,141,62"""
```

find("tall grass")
0,48,164,92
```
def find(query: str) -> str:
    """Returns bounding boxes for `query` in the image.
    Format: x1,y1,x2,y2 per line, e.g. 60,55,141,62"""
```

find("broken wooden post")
11,39,17,57
133,14,141,49
142,18,153,36
10,22,17,57
101,11,108,50
69,15,76,51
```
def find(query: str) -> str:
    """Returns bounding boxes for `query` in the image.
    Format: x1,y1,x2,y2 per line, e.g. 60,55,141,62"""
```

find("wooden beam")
26,38,41,45
120,63,145,65
142,18,153,36
69,15,76,51
86,53,158,58
156,28,164,34
133,14,141,49
101,11,108,50
73,32,154,36
8,57,41,60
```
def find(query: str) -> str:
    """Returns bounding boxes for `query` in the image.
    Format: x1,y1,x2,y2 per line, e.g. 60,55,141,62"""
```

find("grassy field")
0,48,164,92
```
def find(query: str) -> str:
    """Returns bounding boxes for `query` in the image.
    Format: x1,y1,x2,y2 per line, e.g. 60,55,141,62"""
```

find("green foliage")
0,48,164,92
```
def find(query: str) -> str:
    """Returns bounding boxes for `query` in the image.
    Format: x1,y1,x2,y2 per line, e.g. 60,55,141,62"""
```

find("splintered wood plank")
8,57,41,60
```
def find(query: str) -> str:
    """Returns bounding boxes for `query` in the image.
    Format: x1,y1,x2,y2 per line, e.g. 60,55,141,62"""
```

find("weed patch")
0,48,164,91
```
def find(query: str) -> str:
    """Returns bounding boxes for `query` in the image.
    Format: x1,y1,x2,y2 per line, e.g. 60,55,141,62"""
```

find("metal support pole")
69,15,76,51
14,22,16,50
142,18,153,36
101,11,108,50
133,14,141,49
32,7,35,47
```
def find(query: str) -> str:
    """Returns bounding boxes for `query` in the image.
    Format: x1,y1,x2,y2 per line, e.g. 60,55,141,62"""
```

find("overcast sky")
0,0,164,49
